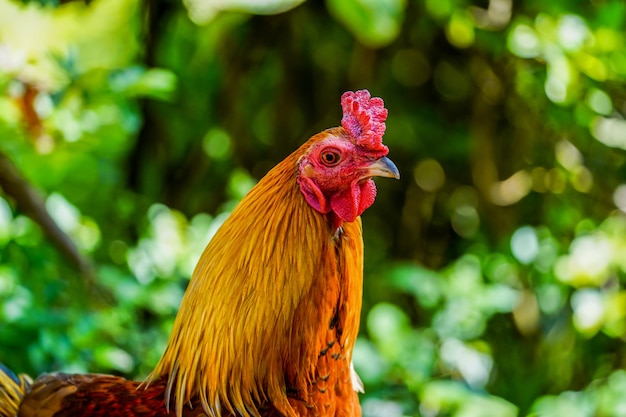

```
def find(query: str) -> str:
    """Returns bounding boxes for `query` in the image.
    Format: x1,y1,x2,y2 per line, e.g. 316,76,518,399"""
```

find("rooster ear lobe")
298,176,331,214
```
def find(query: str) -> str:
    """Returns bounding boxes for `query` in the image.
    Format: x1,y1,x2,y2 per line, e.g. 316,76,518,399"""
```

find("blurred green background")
1,0,626,416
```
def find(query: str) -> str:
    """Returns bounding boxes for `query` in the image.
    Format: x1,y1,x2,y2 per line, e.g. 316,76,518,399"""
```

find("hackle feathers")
148,130,364,417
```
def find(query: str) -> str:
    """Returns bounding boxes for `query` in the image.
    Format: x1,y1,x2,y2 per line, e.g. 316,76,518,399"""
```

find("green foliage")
1,0,626,416
326,0,406,48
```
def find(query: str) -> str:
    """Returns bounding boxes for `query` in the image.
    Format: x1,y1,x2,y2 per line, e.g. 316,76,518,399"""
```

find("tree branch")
0,150,94,278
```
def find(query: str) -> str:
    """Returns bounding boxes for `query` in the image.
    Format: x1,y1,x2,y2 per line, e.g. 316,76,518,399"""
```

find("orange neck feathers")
148,132,364,417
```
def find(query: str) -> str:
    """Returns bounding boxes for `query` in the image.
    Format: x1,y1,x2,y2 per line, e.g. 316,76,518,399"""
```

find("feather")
0,364,31,417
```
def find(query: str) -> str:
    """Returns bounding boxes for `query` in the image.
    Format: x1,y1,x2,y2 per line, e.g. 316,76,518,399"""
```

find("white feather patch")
350,361,364,393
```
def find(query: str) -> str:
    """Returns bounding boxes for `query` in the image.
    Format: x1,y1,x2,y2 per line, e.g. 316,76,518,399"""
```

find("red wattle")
330,179,377,223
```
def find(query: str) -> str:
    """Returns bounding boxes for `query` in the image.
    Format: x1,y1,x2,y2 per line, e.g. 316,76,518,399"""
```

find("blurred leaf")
389,264,443,308
420,380,518,417
530,391,594,417
446,10,475,49
183,0,306,24
93,345,135,373
326,0,406,48
110,67,177,101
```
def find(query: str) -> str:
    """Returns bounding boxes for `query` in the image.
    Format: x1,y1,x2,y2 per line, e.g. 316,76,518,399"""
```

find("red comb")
340,90,389,156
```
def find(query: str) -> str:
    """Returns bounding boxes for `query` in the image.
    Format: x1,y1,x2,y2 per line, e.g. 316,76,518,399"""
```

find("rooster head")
297,90,399,225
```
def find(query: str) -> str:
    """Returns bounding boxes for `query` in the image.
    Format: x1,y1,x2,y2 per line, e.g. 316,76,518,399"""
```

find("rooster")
0,90,399,417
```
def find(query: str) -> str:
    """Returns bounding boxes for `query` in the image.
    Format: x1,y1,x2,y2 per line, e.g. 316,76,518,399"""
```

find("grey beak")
365,156,400,179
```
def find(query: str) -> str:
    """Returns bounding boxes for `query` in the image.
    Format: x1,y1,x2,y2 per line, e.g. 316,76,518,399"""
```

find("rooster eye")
321,151,341,167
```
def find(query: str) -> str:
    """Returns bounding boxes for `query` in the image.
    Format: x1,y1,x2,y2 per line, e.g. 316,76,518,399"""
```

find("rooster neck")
286,217,364,416
149,139,365,417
